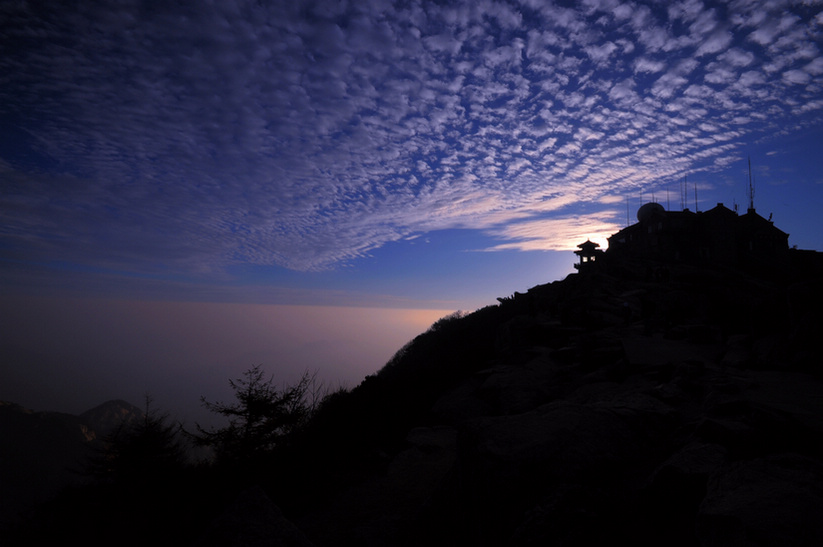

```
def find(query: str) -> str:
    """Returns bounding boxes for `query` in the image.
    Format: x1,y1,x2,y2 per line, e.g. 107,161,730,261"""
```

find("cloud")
482,212,623,252
719,47,756,67
783,69,812,85
585,41,619,65
652,71,690,99
696,29,734,56
1,0,822,277
806,57,823,76
634,57,667,73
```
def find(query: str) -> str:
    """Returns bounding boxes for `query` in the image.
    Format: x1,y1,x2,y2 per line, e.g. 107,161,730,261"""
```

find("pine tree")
194,365,319,465
90,395,186,484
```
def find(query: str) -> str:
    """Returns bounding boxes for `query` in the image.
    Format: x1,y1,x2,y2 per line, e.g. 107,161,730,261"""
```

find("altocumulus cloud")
1,0,822,273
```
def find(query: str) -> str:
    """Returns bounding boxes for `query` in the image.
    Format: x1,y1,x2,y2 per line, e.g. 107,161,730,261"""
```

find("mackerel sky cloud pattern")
2,0,822,274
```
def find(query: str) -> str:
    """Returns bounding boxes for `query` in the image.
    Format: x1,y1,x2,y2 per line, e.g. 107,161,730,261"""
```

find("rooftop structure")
575,202,792,275
574,239,603,272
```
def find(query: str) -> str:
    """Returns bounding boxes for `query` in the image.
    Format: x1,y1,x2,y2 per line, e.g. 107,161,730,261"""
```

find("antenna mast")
747,156,755,211
626,195,630,227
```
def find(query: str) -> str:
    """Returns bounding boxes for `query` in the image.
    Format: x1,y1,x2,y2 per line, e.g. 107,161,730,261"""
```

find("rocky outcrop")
195,486,315,547
294,265,823,546
697,454,823,546
297,426,459,547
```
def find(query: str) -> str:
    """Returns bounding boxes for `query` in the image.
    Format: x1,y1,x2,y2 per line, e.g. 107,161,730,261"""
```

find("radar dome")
637,202,665,222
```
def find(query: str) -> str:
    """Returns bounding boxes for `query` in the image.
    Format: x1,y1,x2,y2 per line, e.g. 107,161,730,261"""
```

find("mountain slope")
3,258,822,546
288,262,823,546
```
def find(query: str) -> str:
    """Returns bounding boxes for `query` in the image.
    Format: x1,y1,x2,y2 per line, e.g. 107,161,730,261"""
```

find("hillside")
4,257,823,546
278,259,823,546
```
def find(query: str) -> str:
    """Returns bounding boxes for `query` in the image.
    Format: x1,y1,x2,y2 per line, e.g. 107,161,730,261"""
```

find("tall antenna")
694,179,698,212
626,195,630,227
747,156,755,211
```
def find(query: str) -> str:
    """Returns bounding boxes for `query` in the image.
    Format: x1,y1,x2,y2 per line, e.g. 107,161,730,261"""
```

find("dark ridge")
4,205,823,546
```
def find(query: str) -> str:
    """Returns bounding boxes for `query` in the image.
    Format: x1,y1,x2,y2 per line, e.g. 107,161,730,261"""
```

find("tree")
194,365,320,465
90,395,186,484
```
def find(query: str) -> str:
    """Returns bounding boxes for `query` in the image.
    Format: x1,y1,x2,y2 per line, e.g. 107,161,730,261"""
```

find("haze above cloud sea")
2,1,822,419
0,297,449,427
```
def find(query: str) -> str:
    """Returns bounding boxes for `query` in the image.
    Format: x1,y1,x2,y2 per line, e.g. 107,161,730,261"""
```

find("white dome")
637,202,665,222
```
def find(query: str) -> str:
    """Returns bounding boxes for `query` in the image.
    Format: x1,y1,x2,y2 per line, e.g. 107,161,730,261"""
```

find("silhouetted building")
575,202,791,275
574,239,603,272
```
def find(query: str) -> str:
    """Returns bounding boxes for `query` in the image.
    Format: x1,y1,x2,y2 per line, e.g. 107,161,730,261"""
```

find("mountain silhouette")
79,399,144,437
279,255,823,547
4,224,823,545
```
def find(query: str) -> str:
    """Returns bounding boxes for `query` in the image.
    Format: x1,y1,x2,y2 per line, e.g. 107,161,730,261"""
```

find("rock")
698,397,821,459
466,402,642,482
697,454,823,547
460,394,675,542
720,335,752,368
476,358,561,414
509,484,620,547
745,370,823,436
194,486,314,547
431,376,490,424
642,443,728,543
297,426,459,547
622,334,719,367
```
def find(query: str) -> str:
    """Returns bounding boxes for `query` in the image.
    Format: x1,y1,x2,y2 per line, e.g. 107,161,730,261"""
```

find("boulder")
508,484,621,547
642,443,728,544
460,393,676,542
298,426,459,547
194,486,315,547
697,454,823,547
476,358,561,415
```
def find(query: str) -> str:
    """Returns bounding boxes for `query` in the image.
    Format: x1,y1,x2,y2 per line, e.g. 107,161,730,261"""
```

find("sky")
2,0,823,423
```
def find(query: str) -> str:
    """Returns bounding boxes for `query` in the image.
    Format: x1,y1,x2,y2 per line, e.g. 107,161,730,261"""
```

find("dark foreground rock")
299,376,823,546
289,266,823,546
194,486,315,547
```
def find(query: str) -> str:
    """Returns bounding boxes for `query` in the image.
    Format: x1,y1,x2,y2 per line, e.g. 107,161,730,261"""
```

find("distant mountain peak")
79,399,144,436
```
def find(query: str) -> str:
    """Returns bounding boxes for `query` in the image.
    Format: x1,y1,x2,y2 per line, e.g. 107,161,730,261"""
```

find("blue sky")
2,0,823,419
